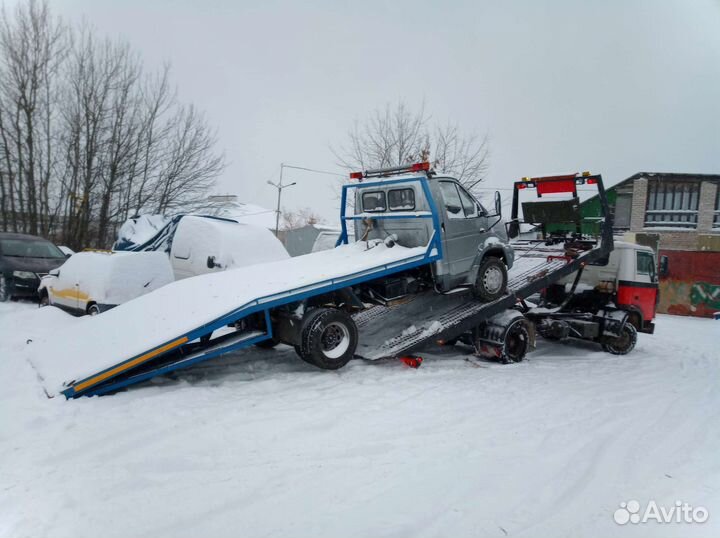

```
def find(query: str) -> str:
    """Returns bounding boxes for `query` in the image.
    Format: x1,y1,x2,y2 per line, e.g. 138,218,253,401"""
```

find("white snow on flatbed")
0,302,718,537
24,241,427,394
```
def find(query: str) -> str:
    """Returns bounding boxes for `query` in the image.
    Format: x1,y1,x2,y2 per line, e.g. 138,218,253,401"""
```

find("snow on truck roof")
27,241,427,395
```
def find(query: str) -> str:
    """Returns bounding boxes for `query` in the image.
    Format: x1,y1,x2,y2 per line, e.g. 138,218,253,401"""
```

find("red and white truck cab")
612,242,658,333
553,241,659,334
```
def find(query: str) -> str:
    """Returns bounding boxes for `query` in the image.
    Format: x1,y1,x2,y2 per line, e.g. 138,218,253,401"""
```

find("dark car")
0,232,68,302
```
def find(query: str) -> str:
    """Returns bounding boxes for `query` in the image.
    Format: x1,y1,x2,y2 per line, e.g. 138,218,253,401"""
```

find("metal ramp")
355,255,575,360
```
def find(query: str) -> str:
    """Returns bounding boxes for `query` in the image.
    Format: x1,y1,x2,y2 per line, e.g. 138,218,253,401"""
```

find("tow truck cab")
547,242,658,334
348,163,514,293
585,242,658,333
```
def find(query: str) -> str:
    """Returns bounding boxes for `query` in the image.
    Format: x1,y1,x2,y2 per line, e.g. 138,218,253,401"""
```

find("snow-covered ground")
1,301,718,538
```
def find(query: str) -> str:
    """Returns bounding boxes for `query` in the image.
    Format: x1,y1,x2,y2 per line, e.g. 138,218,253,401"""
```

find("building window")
645,179,699,228
613,192,632,229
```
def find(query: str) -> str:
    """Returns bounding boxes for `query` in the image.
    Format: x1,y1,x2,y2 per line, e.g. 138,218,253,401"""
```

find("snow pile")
1,303,719,538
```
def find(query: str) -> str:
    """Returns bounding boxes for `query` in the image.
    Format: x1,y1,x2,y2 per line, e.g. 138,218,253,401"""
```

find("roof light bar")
349,162,432,180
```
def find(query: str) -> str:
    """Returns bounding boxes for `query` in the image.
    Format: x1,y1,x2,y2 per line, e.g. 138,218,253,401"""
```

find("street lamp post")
268,163,296,236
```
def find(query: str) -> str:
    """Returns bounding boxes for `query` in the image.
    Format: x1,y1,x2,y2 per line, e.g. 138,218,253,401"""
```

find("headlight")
12,271,36,279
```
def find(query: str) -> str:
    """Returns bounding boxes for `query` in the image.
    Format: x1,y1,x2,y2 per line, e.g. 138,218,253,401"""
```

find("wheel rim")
483,266,504,294
88,305,100,316
320,322,350,359
505,324,528,361
610,327,631,352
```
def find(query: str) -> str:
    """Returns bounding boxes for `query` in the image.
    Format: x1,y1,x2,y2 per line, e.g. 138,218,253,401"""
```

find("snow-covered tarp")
27,241,428,395
114,214,170,251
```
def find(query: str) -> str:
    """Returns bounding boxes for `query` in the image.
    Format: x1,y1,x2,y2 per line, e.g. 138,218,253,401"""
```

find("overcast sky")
43,0,720,222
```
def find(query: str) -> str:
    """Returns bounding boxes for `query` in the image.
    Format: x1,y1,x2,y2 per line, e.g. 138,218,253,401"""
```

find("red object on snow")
399,356,423,368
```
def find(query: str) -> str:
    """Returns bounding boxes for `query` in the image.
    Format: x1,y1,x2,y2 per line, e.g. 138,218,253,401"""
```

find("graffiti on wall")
690,282,720,311
661,279,720,317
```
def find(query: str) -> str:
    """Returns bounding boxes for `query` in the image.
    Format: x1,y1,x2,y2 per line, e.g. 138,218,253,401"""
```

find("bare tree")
0,1,225,249
334,100,489,192
281,207,325,230
0,0,67,235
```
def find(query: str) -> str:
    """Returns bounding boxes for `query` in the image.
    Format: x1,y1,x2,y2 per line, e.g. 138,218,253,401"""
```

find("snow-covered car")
169,216,290,280
39,251,174,315
57,245,75,256
115,214,290,280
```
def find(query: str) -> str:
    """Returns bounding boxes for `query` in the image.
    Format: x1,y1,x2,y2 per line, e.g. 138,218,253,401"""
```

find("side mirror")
65,253,71,259
506,220,520,240
446,204,462,215
494,191,502,218
49,268,60,277
659,255,669,277
207,255,219,269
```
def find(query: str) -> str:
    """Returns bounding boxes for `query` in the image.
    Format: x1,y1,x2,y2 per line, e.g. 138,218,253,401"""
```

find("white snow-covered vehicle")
115,215,290,280
38,251,174,316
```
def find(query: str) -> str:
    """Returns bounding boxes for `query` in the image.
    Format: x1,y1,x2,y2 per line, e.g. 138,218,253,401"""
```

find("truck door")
437,180,488,285
617,249,658,326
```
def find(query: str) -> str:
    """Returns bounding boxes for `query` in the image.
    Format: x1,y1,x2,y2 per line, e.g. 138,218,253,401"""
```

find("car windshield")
0,238,65,259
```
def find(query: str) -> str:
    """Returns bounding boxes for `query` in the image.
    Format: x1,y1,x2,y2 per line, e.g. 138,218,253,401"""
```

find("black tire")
298,308,358,370
500,320,530,364
602,323,637,355
0,275,10,302
472,257,507,302
87,303,101,316
39,293,50,307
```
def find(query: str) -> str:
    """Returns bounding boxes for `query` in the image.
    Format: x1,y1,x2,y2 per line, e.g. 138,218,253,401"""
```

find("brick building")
578,172,720,317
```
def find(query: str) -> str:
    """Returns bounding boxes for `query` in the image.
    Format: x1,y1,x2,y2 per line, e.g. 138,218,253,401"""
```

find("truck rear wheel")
601,323,637,355
298,308,358,370
472,257,507,302
501,319,530,363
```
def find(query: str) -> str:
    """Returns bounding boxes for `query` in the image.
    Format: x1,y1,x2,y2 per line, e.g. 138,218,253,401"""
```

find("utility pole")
267,163,296,236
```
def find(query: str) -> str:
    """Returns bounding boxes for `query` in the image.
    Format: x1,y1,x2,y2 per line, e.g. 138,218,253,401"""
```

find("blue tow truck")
31,164,642,399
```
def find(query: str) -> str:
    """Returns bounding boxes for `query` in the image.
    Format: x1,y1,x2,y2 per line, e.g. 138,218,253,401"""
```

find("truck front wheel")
299,308,358,370
472,257,507,302
601,323,637,355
